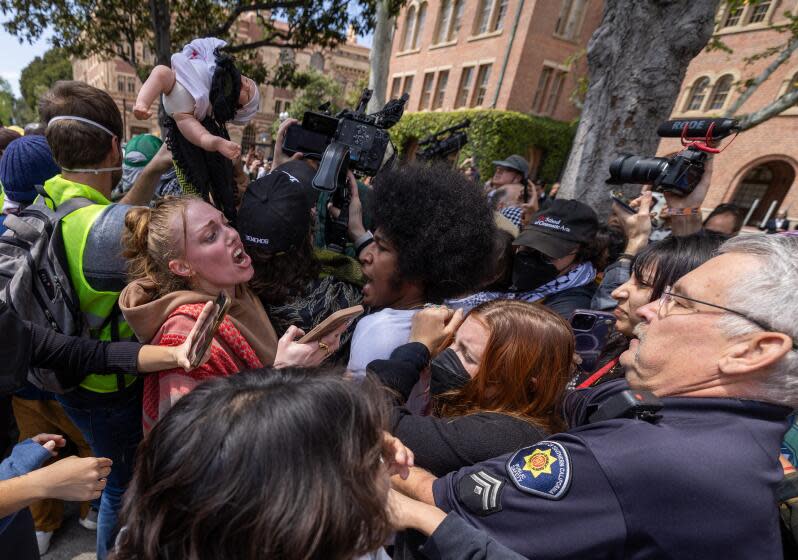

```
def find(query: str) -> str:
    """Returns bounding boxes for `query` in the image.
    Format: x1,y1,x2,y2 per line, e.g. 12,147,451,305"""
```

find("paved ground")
43,502,95,560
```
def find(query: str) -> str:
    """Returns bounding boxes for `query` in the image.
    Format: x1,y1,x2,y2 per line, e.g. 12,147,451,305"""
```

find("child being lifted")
133,37,259,161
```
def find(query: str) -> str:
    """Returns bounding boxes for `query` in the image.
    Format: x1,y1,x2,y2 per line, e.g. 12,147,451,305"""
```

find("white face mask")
232,84,260,126
47,116,123,174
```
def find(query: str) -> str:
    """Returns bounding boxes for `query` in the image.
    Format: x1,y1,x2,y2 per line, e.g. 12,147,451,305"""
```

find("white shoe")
79,507,98,530
35,530,53,555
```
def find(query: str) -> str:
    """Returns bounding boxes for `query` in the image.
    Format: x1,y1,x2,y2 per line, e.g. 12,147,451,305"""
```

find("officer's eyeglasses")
658,286,797,350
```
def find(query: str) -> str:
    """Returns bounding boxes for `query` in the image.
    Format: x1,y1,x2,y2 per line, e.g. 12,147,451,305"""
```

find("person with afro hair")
346,163,495,400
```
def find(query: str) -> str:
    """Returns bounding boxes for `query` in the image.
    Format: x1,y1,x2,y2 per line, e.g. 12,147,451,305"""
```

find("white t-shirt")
347,308,417,376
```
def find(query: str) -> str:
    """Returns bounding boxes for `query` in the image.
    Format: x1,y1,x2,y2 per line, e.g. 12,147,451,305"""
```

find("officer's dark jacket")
426,379,790,560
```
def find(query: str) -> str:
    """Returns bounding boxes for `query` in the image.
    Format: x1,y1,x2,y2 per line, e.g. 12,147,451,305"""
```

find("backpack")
0,193,94,393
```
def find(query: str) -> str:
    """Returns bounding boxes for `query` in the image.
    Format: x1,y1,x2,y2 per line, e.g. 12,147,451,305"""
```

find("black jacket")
0,300,141,393
368,343,549,477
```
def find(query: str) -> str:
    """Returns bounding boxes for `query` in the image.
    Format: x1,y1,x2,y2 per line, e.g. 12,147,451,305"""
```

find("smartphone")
298,305,364,344
610,190,636,214
570,310,616,373
187,292,232,369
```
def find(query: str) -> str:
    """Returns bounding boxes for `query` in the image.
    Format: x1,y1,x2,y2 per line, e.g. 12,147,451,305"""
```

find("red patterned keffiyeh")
142,303,262,433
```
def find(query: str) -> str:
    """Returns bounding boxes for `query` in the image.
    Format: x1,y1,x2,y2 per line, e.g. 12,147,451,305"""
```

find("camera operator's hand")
664,156,712,236
664,155,713,210
614,191,652,256
272,118,304,169
328,172,366,241
410,306,465,355
520,183,540,228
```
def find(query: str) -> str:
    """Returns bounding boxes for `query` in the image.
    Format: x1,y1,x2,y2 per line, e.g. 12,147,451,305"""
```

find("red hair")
437,300,573,434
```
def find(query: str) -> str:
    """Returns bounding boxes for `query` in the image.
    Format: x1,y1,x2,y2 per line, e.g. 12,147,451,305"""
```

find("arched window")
707,74,734,111
684,77,710,111
401,6,417,51
413,3,428,49
435,0,452,44
434,0,464,44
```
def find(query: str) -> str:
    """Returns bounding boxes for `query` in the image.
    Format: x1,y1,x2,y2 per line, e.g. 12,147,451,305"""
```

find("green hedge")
389,109,576,183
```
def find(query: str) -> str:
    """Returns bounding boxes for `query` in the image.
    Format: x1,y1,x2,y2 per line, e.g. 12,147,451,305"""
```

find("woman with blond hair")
120,196,344,432
368,299,573,476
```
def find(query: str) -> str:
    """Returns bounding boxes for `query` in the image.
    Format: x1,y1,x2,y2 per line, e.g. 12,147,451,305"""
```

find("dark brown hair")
437,300,572,434
111,369,392,560
247,229,320,305
0,127,21,156
39,80,123,168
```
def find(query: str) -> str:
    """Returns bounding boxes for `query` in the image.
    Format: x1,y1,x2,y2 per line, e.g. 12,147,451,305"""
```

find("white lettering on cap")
281,171,300,183
245,234,270,246
533,215,571,233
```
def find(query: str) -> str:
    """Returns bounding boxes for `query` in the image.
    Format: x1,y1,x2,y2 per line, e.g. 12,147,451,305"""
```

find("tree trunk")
558,0,720,217
149,0,173,67
367,0,396,113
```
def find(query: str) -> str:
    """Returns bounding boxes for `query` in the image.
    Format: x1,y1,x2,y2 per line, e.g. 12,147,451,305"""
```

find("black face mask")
511,250,560,291
430,348,471,395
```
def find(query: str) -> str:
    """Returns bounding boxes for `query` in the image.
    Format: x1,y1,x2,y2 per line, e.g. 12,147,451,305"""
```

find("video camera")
607,118,739,196
416,120,470,161
282,89,409,252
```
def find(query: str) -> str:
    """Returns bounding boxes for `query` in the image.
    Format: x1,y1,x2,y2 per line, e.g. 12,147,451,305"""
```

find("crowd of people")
0,78,796,560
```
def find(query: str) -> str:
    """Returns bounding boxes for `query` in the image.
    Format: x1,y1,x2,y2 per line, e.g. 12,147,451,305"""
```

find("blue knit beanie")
0,136,61,203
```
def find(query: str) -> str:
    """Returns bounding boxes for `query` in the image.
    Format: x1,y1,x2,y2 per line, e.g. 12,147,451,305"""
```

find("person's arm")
173,113,241,160
392,466,437,505
119,143,174,206
0,455,111,517
389,491,525,560
26,301,217,388
665,156,713,237
369,342,430,402
133,65,175,120
391,411,547,477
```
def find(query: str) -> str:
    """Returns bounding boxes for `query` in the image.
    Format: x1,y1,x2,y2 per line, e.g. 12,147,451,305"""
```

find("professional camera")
282,89,408,252
416,120,470,161
607,118,739,196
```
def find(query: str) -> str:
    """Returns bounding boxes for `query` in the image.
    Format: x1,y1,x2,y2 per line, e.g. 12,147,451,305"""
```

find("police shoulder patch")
456,469,505,516
505,441,571,500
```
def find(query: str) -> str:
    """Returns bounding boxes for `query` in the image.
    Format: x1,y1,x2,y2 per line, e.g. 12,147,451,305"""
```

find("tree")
0,1,381,84
708,1,798,131
558,0,720,217
286,69,344,117
0,77,14,125
19,47,73,114
366,0,396,113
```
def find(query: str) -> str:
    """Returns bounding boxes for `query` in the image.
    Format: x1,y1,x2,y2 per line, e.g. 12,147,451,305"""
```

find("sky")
0,29,53,97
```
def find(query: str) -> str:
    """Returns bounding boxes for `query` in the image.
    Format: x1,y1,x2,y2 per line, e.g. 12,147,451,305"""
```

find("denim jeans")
56,385,142,560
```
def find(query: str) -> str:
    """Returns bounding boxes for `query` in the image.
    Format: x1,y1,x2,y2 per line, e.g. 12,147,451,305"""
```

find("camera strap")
577,357,619,389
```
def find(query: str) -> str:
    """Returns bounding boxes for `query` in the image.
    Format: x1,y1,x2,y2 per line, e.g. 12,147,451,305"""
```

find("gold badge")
522,448,557,478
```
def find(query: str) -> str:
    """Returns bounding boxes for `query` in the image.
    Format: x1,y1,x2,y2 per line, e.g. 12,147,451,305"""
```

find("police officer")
393,235,798,559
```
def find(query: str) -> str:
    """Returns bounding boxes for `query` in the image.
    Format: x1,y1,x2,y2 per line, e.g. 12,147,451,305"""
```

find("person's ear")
718,333,793,377
168,258,193,278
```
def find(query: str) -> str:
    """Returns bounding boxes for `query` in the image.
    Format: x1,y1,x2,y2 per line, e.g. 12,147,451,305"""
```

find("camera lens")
608,155,670,186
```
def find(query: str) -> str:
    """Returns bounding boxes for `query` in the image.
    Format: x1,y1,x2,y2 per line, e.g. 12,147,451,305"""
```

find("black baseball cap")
514,199,598,259
237,162,316,253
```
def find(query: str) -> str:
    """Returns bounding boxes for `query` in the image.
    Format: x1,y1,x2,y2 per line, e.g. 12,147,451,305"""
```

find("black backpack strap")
97,301,126,392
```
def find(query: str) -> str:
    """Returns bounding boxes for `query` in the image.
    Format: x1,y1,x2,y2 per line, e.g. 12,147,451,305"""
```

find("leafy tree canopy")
0,0,392,85
19,47,73,113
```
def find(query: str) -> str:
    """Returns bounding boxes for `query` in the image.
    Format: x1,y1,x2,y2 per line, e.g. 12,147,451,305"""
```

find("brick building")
387,0,602,125
72,19,369,155
659,0,798,226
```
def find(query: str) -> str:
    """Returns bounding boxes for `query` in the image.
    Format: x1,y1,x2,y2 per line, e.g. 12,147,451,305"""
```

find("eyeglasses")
658,286,797,350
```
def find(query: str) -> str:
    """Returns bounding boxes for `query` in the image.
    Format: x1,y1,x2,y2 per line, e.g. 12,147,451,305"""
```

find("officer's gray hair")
717,234,798,408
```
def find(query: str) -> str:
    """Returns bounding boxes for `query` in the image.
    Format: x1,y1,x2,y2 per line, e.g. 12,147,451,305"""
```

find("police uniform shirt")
431,380,790,559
